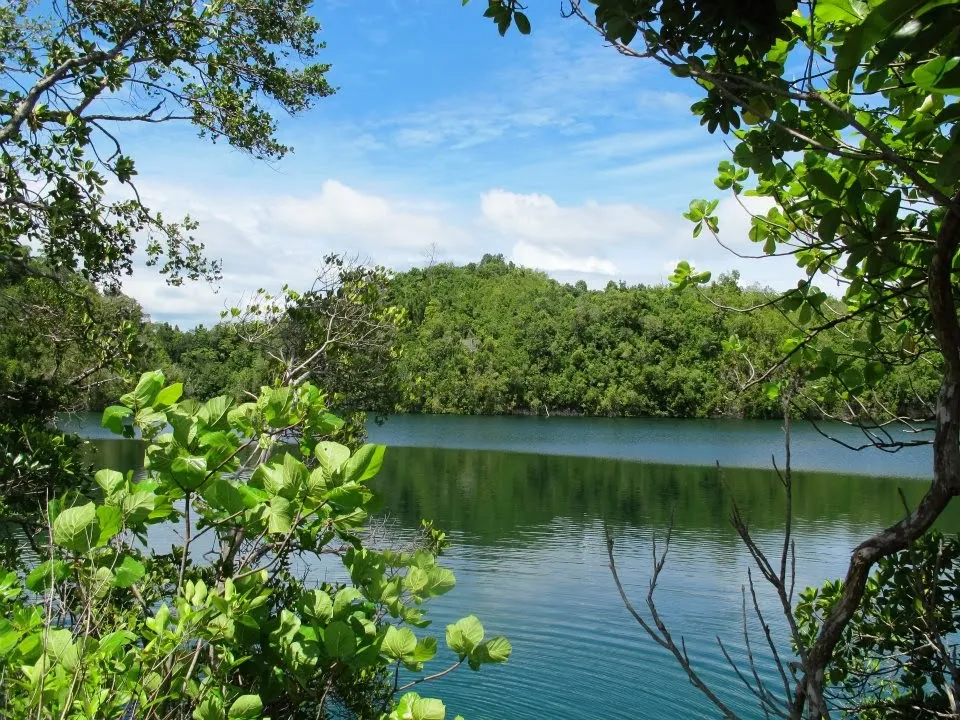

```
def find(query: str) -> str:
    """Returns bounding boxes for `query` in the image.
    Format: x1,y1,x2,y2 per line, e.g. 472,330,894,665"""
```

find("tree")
471,0,960,716
0,372,511,719
0,0,333,286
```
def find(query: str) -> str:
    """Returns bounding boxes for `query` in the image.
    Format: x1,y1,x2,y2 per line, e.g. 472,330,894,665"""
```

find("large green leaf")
411,697,446,720
382,625,417,659
96,505,123,546
171,455,208,491
52,503,97,552
268,495,293,534
227,694,263,719
155,382,184,407
315,441,350,474
132,371,165,408
203,479,247,515
476,635,512,663
25,560,70,592
342,444,386,483
95,469,126,497
299,589,333,623
324,620,356,659
113,556,146,588
101,405,132,436
446,615,484,657
200,395,233,429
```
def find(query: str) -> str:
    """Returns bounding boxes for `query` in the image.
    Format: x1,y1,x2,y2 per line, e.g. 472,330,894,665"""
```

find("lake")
71,412,949,719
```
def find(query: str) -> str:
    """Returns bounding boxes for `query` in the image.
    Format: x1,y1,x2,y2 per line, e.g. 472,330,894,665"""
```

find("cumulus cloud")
125,180,807,326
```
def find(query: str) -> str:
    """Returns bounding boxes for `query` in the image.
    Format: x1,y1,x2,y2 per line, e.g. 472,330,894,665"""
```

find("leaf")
268,495,293,534
514,11,531,34
96,505,123,546
203,479,247,515
45,628,78,671
446,615,484,657
98,630,136,657
102,406,132,436
333,587,364,617
382,625,417,659
412,636,438,663
324,620,356,659
133,371,165,408
475,635,511,663
113,556,146,588
411,698,446,720
25,560,70,592
913,56,960,93
52,503,97,552
227,694,263,719
343,444,386,483
200,396,233,429
172,455,208,491
316,441,350,474
299,589,333,623
95,469,126,497
155,382,184,407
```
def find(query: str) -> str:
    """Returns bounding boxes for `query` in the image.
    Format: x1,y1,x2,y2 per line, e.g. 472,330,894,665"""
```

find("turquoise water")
77,413,945,719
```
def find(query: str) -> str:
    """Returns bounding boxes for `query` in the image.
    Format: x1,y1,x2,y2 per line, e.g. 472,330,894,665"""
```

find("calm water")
75,413,950,719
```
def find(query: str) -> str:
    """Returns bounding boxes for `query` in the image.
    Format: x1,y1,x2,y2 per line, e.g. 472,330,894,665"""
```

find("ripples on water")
76,414,949,720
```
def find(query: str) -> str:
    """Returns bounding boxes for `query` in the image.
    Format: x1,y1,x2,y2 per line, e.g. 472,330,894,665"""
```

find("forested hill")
388,255,784,418
147,255,937,421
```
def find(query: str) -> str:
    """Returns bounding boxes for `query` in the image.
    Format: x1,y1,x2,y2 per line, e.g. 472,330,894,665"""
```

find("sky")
118,0,803,327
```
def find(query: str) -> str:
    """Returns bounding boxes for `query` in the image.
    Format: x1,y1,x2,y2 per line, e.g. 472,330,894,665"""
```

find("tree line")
143,254,940,422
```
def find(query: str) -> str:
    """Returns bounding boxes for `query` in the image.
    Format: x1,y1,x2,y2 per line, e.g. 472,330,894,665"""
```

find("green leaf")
316,441,350,474
25,560,70,592
155,382,184,407
343,444,386,483
411,698,446,720
913,56,960,93
268,495,293,534
446,615,484,657
172,455,208,491
203,479,247,515
333,587,364,617
53,502,97,552
324,620,356,659
45,628,78,670
102,406,132,436
382,626,418,659
200,396,233,429
98,630,136,657
299,589,333,623
114,556,146,588
133,371,165,408
227,694,263,719
193,696,226,720
412,636,438,663
514,11,531,34
96,505,123,546
476,635,511,663
95,469,126,496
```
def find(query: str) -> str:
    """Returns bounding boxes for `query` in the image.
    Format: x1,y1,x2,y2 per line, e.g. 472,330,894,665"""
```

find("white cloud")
125,181,808,326
480,189,666,248
512,242,618,276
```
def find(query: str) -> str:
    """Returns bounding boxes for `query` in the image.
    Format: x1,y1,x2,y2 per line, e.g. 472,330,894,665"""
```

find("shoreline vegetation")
140,255,938,423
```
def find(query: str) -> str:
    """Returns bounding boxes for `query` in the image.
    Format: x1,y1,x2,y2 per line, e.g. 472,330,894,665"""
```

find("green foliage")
0,0,335,286
0,371,510,719
797,532,960,718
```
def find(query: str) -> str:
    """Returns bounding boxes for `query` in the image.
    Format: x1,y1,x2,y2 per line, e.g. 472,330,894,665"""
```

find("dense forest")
143,254,939,421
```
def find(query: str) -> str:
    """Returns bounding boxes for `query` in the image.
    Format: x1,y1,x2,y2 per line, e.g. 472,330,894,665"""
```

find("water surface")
76,414,947,719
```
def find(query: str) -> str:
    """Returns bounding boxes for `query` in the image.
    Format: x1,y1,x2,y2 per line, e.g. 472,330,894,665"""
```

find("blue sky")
121,0,801,326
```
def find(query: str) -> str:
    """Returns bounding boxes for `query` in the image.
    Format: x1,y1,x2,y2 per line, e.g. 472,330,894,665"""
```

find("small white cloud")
480,189,665,249
512,241,618,276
